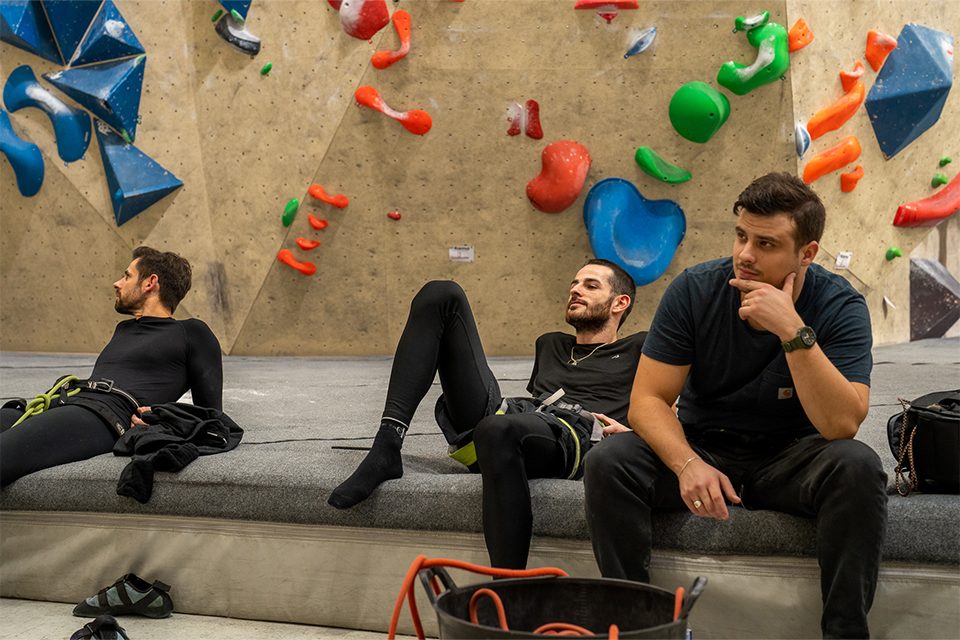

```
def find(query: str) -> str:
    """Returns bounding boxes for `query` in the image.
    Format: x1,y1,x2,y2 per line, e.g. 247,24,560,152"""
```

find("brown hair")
132,246,192,312
733,172,826,247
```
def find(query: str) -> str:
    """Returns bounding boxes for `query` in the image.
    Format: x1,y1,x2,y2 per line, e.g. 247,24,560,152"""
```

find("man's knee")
411,280,467,312
819,439,887,497
583,435,641,492
474,415,518,463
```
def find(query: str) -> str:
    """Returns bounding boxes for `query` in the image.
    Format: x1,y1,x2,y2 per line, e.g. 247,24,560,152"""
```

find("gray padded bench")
1,339,958,638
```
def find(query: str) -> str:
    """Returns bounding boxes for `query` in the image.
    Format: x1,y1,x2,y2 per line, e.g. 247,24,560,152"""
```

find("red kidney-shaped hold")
526,140,591,213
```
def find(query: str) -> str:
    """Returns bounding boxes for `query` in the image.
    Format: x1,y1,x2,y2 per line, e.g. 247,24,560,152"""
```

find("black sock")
328,421,406,509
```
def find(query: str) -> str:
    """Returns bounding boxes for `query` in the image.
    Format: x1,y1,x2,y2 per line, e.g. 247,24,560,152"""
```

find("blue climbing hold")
70,0,145,67
0,0,63,64
44,54,145,143
583,177,686,287
94,119,182,225
865,24,954,159
3,64,91,162
794,121,811,158
219,0,252,21
0,108,44,197
624,26,656,59
41,0,104,62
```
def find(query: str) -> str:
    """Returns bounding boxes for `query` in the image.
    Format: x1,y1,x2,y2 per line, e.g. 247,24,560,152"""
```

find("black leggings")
0,405,116,487
385,281,570,568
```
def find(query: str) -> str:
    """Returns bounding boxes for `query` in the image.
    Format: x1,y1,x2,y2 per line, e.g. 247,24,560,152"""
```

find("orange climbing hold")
277,249,316,276
296,237,321,250
806,80,865,140
308,184,349,208
372,10,411,70
894,173,960,228
355,85,432,135
308,214,329,230
840,165,864,192
840,60,865,92
802,135,861,184
526,140,591,213
865,30,897,71
788,18,814,52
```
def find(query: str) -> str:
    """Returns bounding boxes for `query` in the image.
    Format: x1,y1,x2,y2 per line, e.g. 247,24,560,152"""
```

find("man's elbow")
821,414,865,440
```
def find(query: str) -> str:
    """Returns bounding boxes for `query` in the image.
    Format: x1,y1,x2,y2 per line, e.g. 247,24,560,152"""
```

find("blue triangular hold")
44,54,145,142
0,0,63,64
70,0,144,66
41,0,103,62
94,119,182,225
219,0,252,21
865,24,954,159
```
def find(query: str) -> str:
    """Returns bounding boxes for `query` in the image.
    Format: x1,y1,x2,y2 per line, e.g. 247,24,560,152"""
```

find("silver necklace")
568,343,607,366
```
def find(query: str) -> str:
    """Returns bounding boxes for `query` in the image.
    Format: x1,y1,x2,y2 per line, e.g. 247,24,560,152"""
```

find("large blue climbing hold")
1,0,63,64
0,108,44,197
94,119,182,225
865,23,954,159
219,0,251,21
44,54,145,143
70,0,144,66
41,0,103,62
583,177,686,287
3,64,91,162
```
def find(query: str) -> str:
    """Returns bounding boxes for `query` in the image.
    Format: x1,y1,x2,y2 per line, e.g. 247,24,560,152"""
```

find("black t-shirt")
642,257,872,438
527,332,646,426
76,317,223,417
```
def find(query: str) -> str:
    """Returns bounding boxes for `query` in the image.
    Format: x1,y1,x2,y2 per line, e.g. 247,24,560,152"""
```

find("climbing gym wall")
1,0,957,355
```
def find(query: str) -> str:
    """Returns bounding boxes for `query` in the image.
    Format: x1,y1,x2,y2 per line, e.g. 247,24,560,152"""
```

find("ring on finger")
693,499,703,509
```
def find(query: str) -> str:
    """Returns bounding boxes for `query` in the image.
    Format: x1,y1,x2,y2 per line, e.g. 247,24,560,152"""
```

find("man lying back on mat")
0,246,222,486
328,260,645,570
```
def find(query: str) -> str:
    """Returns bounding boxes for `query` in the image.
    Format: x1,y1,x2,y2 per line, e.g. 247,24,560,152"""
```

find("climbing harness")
10,376,140,436
10,375,80,427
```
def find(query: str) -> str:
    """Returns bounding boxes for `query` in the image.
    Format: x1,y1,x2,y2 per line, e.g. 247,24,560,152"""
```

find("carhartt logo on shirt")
778,387,794,400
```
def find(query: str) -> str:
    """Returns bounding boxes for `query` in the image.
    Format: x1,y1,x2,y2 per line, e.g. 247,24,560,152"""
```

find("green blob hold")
939,156,952,167
230,8,244,24
717,21,790,96
634,147,692,184
212,8,224,22
932,173,949,187
734,11,769,32
260,62,273,76
885,247,902,261
669,81,731,143
282,198,299,227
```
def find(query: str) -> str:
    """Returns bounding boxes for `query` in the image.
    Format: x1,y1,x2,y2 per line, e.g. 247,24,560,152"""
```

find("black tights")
1,405,116,487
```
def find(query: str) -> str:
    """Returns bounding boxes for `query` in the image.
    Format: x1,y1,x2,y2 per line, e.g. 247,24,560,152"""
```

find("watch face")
799,326,816,347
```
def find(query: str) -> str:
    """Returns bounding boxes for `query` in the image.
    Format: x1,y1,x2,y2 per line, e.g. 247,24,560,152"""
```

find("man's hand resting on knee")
679,458,741,520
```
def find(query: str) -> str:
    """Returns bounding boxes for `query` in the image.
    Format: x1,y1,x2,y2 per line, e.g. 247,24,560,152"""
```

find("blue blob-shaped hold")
583,177,686,287
219,0,252,21
865,24,954,159
0,108,44,197
44,54,145,142
3,64,91,162
1,0,63,64
794,121,811,158
70,0,145,66
41,0,104,62
624,26,656,59
94,119,182,225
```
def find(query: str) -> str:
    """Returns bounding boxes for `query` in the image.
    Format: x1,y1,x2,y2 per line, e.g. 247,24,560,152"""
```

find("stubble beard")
565,296,613,333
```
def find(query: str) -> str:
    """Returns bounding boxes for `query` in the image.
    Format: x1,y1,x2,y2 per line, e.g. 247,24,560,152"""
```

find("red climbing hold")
893,173,960,228
327,0,341,9
525,100,543,140
308,214,329,230
506,102,522,136
308,184,349,208
387,211,401,220
372,10,411,70
355,85,432,135
277,249,316,276
296,237,322,251
865,30,897,71
840,165,864,193
339,0,389,41
526,140,591,214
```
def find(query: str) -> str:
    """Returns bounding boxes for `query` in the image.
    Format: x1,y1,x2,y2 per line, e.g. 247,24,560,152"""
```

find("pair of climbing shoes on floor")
70,615,130,640
73,573,173,619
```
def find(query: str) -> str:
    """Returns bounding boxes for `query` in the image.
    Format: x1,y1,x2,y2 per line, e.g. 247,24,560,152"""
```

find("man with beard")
1,246,222,486
584,173,885,638
329,260,645,569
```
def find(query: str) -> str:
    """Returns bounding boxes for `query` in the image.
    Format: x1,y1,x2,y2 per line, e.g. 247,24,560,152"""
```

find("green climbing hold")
932,173,949,187
282,198,299,226
669,81,731,143
717,17,790,96
212,8,224,22
734,11,769,32
260,63,273,76
939,156,952,167
885,247,902,261
230,8,244,24
120,130,131,144
634,147,692,184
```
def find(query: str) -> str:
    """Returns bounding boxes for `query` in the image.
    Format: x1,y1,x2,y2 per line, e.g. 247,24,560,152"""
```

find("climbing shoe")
73,573,173,619
69,615,131,640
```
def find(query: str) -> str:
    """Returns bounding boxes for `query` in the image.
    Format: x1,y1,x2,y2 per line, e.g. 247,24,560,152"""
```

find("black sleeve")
183,320,223,411
526,334,544,396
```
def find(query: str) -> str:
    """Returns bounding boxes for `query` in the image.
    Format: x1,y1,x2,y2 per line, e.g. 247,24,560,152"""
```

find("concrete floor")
0,598,415,639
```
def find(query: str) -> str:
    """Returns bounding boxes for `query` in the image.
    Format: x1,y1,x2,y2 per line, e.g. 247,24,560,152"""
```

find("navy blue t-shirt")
642,257,872,438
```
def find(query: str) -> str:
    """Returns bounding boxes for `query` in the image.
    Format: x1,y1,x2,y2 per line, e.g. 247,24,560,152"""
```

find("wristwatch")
782,326,817,352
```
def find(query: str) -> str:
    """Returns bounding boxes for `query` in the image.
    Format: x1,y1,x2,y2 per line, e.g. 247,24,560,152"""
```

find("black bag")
887,390,960,496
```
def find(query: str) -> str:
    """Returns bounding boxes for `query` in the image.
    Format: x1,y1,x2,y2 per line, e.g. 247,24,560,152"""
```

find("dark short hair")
584,258,636,327
132,246,192,312
732,172,826,248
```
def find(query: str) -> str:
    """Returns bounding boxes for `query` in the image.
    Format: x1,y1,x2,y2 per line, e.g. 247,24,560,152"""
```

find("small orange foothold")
807,80,865,140
865,30,897,71
839,60,865,92
308,214,329,230
840,165,865,192
387,211,401,220
803,135,862,184
307,184,349,208
788,18,814,52
371,10,411,70
277,249,316,276
296,237,321,250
